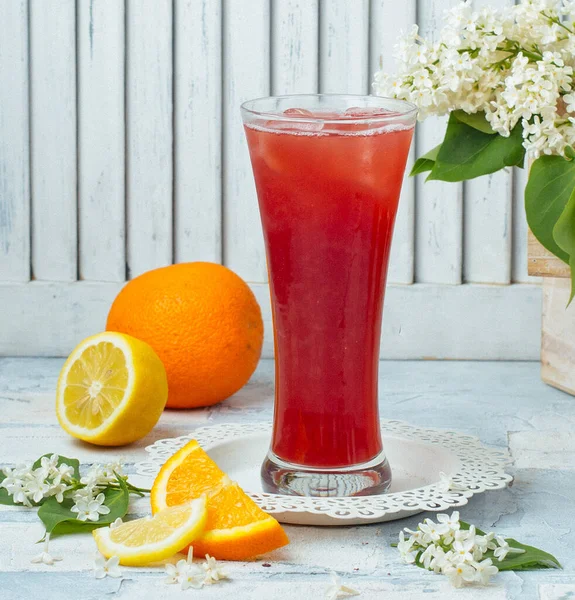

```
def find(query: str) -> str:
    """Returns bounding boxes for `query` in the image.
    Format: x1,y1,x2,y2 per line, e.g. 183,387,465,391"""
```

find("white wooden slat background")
126,0,173,279
78,0,125,282
272,0,319,95
223,0,269,282
174,0,222,265
0,0,29,283
415,0,463,285
370,0,416,284
0,0,541,359
30,0,77,282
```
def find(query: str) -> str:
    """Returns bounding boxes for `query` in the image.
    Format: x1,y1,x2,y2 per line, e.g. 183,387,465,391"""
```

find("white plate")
136,421,512,526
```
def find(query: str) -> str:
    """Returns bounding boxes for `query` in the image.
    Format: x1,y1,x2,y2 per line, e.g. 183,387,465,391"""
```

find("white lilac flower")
429,547,450,574
494,536,511,561
80,464,104,488
452,538,475,563
71,492,110,522
39,454,59,474
180,568,205,590
325,571,360,599
165,547,205,591
473,558,499,585
31,533,62,566
109,517,123,530
444,562,477,588
26,474,52,503
93,555,122,579
419,544,436,569
403,527,425,546
396,507,536,588
73,485,96,503
55,463,75,484
374,0,575,158
395,510,520,588
1,456,76,506
397,531,417,564
419,518,449,543
493,536,526,561
437,511,461,532
7,480,33,507
164,562,184,585
474,531,497,555
80,459,124,489
202,554,228,585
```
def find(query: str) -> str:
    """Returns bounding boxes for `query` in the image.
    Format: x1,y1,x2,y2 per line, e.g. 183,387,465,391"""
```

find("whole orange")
106,262,263,409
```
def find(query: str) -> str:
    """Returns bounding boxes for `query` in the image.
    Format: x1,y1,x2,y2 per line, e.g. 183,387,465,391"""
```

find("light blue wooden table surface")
0,358,574,600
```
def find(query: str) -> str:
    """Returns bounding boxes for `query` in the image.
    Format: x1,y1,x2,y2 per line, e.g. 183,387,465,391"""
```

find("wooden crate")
528,231,575,395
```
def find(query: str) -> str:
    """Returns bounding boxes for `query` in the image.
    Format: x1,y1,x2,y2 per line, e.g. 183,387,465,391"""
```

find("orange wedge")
150,439,227,506
151,439,289,561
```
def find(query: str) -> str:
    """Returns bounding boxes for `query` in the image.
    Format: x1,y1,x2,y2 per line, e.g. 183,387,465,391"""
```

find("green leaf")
428,113,525,182
38,476,130,536
410,144,441,177
37,497,82,535
496,539,561,571
458,523,560,569
525,155,573,265
32,454,81,480
553,191,575,304
452,110,496,135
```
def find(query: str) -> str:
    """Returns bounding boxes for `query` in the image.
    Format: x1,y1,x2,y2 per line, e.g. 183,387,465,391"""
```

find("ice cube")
283,108,314,117
344,107,397,118
264,108,324,133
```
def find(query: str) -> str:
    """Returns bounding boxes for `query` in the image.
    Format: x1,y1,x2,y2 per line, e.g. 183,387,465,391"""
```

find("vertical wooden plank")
126,0,173,278
528,229,570,277
415,0,463,284
174,0,222,264
542,277,575,396
464,171,512,283
0,0,30,282
513,166,540,282
78,0,125,281
30,0,77,281
370,0,416,284
463,0,512,284
319,0,369,94
223,0,270,281
271,0,319,94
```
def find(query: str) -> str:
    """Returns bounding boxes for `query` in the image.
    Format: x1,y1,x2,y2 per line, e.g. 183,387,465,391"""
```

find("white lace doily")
136,421,513,525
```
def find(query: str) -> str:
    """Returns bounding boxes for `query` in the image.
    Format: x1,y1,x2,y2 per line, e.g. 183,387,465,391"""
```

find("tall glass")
242,95,416,497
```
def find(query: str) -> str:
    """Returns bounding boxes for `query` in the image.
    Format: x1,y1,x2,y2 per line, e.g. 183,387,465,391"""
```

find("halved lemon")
56,332,168,446
93,497,207,566
151,439,289,560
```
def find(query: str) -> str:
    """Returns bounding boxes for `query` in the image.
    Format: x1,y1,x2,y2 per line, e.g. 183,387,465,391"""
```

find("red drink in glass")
242,96,416,496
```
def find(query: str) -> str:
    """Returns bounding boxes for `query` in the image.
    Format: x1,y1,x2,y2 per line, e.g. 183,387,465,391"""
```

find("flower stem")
542,11,574,35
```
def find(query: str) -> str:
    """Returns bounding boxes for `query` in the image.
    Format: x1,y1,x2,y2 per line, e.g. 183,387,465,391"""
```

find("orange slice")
151,439,289,561
191,481,289,561
151,440,227,507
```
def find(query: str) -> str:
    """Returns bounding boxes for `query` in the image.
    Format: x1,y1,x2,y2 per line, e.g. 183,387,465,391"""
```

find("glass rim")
240,93,418,125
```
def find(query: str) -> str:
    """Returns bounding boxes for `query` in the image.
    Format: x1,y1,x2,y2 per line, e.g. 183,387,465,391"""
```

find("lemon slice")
56,332,168,446
93,498,207,566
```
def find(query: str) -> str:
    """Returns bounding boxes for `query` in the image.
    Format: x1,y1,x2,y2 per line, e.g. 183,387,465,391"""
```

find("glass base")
261,450,392,497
